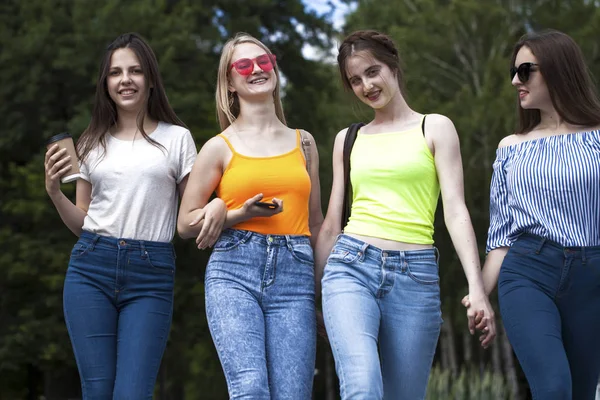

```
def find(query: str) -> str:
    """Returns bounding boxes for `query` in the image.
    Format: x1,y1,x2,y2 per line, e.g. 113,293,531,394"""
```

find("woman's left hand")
462,293,496,348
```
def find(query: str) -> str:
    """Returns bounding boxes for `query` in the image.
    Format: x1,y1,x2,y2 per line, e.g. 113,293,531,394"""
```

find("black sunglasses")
510,62,539,82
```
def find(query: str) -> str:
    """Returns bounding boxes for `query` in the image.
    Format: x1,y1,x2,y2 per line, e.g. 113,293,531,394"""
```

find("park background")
2,0,599,399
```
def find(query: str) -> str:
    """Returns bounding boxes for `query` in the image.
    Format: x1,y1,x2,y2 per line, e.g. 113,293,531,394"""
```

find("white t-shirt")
80,122,197,242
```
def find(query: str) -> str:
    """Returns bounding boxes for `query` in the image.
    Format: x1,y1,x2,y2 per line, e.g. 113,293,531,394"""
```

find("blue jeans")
499,234,600,400
322,234,442,400
205,229,317,400
63,231,175,400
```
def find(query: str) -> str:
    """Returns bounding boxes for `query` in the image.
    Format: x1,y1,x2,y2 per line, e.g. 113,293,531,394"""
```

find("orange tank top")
216,130,311,236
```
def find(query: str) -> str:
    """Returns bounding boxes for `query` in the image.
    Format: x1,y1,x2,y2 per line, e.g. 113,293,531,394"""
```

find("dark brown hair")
77,33,187,161
512,29,600,134
337,30,405,93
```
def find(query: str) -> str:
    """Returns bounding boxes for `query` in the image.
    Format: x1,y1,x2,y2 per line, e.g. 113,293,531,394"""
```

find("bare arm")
219,195,283,230
314,129,347,297
461,247,508,345
177,137,228,240
477,135,515,295
428,115,486,293
482,247,509,295
301,130,325,248
45,145,90,237
428,114,496,346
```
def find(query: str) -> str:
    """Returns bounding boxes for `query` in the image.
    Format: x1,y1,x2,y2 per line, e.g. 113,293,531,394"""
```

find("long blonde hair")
215,33,286,131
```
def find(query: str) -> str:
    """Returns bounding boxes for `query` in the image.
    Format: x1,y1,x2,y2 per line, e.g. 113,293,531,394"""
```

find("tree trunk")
440,320,449,370
463,330,472,365
446,314,459,376
491,331,502,374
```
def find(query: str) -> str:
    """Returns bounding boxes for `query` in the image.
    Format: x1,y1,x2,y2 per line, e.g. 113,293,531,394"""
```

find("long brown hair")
215,33,286,131
77,32,187,161
337,30,406,94
512,29,600,134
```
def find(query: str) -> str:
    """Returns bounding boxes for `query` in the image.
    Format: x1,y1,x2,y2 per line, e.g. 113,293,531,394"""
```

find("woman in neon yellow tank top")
314,30,496,399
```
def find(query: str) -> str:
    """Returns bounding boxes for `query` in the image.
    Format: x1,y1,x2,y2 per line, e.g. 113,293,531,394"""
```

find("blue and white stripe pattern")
487,130,600,252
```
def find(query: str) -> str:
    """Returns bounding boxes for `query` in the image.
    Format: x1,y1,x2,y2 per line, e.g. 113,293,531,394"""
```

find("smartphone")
254,201,278,209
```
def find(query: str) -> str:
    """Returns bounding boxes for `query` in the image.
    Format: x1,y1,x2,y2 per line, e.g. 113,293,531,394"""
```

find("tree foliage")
2,0,600,398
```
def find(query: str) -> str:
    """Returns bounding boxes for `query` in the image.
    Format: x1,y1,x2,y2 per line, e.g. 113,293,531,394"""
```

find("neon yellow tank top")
343,117,440,244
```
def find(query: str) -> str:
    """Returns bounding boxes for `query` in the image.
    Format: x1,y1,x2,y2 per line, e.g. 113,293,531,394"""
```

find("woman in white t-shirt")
43,32,225,399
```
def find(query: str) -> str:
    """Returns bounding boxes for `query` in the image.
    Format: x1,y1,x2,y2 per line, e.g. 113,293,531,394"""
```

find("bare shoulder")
216,125,235,140
332,127,353,152
335,127,349,141
424,114,458,147
498,134,520,149
199,132,230,155
424,113,456,132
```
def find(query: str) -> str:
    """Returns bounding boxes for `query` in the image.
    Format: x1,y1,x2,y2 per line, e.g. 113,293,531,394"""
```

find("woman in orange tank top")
177,33,323,399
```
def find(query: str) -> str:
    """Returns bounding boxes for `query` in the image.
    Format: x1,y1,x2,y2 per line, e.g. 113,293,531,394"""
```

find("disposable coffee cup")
46,133,81,183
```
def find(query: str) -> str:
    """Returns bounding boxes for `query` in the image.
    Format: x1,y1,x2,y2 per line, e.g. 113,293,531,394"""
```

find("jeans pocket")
70,241,92,259
508,236,543,257
327,247,361,264
290,242,314,266
213,232,246,252
406,260,439,285
145,250,176,275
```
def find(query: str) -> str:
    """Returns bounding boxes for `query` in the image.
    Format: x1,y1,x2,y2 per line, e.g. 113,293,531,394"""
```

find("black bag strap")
341,122,365,230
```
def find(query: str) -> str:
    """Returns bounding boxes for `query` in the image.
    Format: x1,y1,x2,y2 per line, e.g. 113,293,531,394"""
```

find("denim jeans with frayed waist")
205,228,316,400
322,234,442,400
63,230,175,400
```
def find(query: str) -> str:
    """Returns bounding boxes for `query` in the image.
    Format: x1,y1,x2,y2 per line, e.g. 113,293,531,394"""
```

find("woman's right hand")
241,193,283,218
461,294,493,347
44,144,72,196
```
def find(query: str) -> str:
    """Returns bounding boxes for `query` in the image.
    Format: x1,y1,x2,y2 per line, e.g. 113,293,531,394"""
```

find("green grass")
426,366,514,400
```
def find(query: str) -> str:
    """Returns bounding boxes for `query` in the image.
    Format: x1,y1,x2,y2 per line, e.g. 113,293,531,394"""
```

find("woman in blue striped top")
464,29,600,399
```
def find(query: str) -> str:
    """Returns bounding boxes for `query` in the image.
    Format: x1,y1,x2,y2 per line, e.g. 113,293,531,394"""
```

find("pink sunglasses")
230,54,277,76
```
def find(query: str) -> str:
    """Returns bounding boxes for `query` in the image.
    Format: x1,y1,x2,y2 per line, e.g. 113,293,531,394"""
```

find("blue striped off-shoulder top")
486,130,600,252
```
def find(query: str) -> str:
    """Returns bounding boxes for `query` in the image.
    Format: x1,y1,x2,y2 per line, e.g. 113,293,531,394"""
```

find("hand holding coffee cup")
44,133,81,196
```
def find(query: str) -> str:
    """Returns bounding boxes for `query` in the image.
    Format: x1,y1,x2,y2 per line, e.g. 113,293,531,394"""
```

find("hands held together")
462,292,496,349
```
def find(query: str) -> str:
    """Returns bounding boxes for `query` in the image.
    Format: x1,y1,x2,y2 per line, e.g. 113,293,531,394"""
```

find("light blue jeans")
205,229,316,400
322,234,442,400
